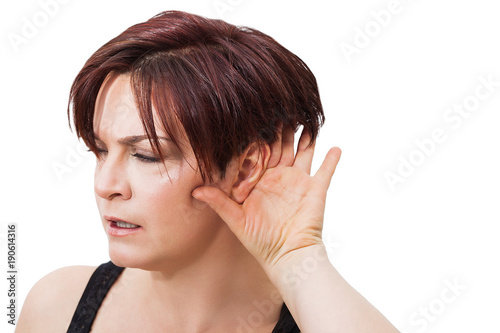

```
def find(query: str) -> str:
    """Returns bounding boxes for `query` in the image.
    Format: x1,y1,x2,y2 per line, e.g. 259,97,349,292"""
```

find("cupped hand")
191,125,341,276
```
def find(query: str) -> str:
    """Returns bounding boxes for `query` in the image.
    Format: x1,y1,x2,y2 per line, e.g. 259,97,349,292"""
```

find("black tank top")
67,261,300,332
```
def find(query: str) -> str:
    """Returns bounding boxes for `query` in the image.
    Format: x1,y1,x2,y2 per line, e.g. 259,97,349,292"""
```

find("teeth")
116,221,139,228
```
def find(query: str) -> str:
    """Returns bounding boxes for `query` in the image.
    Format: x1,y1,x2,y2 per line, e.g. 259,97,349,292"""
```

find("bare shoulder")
16,265,97,332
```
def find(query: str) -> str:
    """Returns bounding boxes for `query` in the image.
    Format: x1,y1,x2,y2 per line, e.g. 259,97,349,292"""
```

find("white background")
1,0,499,332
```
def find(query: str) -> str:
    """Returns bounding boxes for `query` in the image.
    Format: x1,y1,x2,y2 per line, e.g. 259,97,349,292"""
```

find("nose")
94,154,132,201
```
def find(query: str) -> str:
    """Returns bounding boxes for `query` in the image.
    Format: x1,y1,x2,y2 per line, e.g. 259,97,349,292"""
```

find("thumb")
191,186,245,231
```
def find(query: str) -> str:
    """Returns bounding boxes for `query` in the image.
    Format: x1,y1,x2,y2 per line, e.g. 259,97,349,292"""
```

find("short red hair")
68,10,324,183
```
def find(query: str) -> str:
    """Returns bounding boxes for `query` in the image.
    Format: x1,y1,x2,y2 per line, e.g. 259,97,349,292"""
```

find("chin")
107,241,151,269
107,242,181,272
108,249,136,268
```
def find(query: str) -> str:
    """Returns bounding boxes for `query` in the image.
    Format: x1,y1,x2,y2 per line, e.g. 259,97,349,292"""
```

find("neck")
126,225,283,332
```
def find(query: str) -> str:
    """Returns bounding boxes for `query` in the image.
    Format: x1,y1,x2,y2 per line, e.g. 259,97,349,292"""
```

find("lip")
104,215,143,237
104,215,140,226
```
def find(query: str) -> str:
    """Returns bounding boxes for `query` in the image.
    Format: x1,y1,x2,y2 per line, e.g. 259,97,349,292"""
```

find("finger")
191,186,246,235
293,128,315,175
268,123,283,168
278,125,295,166
313,147,342,190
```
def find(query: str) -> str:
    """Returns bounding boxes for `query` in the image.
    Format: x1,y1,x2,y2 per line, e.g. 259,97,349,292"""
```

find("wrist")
268,243,332,294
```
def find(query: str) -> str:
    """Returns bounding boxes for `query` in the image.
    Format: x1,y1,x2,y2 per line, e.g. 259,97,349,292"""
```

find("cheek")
134,163,206,225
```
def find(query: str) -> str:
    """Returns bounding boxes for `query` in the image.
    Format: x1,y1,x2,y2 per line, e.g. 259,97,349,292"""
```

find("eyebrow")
94,134,171,145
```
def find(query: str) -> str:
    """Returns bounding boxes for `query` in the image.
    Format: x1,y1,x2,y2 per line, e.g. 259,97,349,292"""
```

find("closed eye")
87,148,107,156
87,148,162,163
131,153,161,163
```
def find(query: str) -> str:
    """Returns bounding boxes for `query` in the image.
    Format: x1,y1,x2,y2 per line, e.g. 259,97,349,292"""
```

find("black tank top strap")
66,261,124,333
273,302,300,333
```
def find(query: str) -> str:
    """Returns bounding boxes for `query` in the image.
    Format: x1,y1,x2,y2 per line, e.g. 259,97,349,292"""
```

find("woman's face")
92,73,236,271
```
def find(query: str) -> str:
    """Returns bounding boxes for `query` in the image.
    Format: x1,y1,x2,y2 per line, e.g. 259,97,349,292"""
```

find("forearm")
271,244,399,333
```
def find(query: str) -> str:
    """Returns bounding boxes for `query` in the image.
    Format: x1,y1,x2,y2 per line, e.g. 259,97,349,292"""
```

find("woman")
16,10,399,332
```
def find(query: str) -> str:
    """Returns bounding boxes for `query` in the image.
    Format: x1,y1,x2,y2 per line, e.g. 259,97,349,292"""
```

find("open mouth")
111,220,140,229
104,216,142,237
105,215,141,229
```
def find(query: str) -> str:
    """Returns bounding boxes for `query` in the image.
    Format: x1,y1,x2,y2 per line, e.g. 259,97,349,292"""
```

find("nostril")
94,166,132,201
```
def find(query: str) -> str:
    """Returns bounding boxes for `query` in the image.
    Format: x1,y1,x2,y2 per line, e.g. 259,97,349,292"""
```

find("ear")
231,142,271,204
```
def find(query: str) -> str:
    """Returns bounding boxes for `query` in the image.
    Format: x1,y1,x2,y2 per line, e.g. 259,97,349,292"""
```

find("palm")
238,165,326,266
192,125,342,273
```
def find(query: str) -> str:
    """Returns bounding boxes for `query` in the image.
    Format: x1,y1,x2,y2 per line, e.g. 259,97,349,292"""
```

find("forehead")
93,73,140,137
92,72,192,153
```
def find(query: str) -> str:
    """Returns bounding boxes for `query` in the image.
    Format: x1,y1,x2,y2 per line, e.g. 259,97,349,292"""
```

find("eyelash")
87,148,161,163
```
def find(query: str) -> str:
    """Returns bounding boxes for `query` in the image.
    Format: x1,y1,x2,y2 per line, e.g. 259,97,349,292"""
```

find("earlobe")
231,142,271,204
